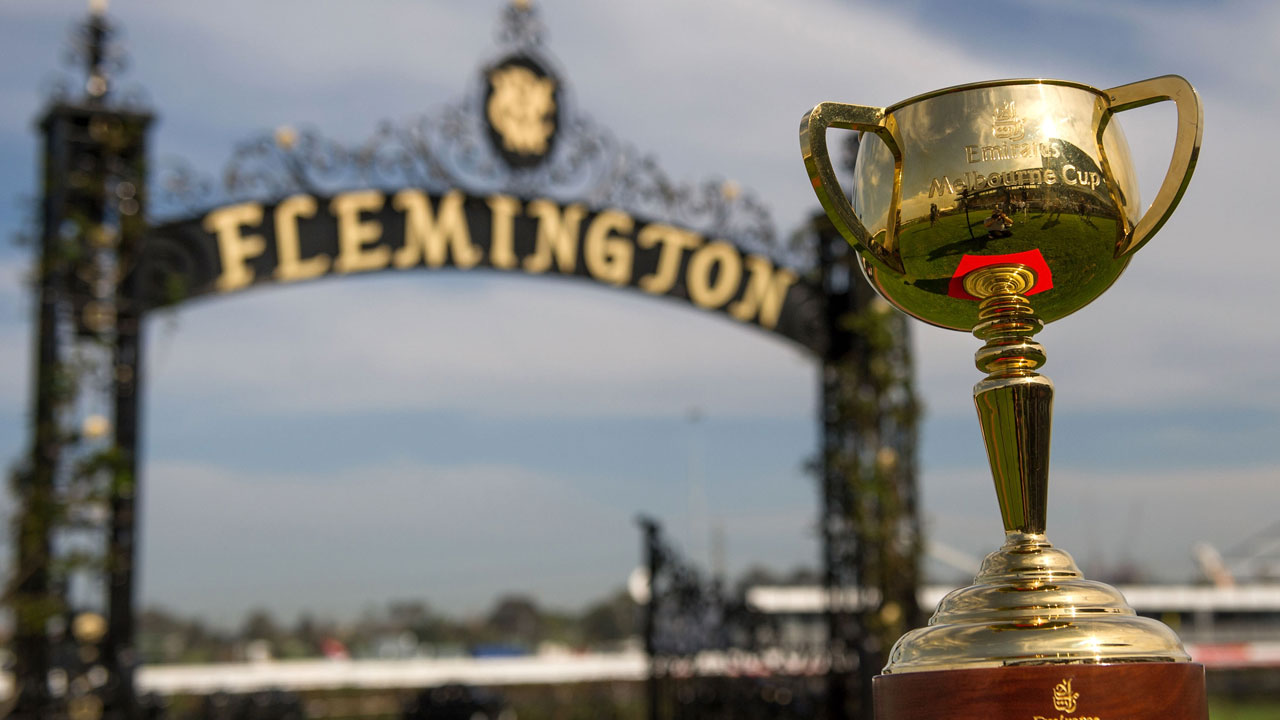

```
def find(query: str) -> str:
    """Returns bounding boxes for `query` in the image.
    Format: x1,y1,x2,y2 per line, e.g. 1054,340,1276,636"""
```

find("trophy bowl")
800,74,1204,695
801,76,1200,331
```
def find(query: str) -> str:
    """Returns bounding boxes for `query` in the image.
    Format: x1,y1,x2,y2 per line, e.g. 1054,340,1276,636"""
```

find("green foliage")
825,280,923,663
578,589,639,645
1208,696,1280,720
134,587,645,664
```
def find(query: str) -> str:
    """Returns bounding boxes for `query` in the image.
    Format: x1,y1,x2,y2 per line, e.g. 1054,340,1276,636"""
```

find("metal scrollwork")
497,1,546,50
151,2,786,263
154,157,213,217
639,518,833,719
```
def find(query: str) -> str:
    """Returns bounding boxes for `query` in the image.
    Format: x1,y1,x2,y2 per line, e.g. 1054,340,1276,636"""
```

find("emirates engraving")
1031,677,1100,720
1052,679,1079,714
964,141,1063,164
993,101,1026,140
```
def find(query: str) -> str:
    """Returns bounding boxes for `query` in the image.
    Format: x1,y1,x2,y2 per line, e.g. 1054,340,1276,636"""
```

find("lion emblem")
487,65,556,155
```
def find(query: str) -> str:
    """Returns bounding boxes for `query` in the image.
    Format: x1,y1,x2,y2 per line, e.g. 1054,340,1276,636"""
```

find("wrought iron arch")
9,4,920,719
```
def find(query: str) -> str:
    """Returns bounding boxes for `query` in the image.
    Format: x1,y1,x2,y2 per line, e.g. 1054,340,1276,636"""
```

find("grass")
1208,696,1280,720
883,208,1125,329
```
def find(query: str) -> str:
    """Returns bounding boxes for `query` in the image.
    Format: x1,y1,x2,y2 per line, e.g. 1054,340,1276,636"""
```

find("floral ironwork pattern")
153,2,785,264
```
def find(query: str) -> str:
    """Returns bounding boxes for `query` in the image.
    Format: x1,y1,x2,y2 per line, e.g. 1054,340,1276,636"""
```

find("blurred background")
2,1,1278,719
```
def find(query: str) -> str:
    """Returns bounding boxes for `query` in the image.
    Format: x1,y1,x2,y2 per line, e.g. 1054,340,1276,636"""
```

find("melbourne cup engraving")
800,77,1203,673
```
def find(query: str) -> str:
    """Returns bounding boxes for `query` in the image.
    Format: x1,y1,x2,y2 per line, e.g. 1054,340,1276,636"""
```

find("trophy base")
874,662,1207,720
884,533,1190,672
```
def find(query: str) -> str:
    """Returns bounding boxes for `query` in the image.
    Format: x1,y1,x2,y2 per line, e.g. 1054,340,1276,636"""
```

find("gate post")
11,7,152,718
8,98,73,720
103,102,150,720
638,517,662,720
817,213,923,719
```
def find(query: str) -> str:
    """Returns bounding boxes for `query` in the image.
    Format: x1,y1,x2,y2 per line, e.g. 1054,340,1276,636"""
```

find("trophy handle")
800,102,906,273
1104,75,1204,257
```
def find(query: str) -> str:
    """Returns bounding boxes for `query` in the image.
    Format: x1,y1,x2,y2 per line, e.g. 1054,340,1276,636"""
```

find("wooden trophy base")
874,662,1207,720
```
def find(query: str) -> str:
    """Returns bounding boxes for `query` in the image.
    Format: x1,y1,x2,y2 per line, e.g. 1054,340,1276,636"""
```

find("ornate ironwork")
153,2,786,264
639,518,835,720
44,5,149,113
14,6,922,720
8,5,155,719
814,205,923,719
497,0,546,50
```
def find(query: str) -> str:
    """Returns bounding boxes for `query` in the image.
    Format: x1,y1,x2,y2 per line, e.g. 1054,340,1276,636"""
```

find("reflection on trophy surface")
800,76,1203,679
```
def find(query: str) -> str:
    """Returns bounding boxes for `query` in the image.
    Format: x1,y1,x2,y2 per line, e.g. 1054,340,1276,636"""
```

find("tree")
487,594,541,646
580,589,637,645
241,609,280,642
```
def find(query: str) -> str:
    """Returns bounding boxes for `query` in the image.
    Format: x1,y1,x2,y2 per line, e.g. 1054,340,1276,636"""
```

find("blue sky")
2,0,1278,626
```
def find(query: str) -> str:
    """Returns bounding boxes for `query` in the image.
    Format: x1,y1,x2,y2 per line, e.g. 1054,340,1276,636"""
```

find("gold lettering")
928,176,954,198
687,240,742,309
637,224,701,294
392,189,480,269
964,141,1069,165
1044,168,1058,185
487,194,521,270
729,255,797,329
934,167,1053,189
332,190,389,274
205,202,266,292
583,209,635,286
273,194,329,283
524,199,584,274
981,145,1010,162
1061,165,1101,189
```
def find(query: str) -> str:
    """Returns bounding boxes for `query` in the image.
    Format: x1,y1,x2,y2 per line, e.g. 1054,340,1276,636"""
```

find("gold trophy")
800,77,1204,717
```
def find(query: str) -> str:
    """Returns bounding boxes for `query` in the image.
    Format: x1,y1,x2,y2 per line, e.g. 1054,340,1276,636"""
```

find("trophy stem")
964,264,1052,535
882,263,1191,674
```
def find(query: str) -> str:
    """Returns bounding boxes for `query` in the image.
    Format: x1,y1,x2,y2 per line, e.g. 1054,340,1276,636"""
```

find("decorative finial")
74,0,118,100
274,125,298,150
497,0,545,48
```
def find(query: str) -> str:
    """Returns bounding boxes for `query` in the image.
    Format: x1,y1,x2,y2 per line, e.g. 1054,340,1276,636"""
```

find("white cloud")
138,456,814,623
920,463,1280,583
143,274,818,420
553,0,1004,234
138,457,635,621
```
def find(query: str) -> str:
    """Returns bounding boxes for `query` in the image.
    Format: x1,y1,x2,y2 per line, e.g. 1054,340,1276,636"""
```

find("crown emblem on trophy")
1052,679,1080,714
992,101,1025,140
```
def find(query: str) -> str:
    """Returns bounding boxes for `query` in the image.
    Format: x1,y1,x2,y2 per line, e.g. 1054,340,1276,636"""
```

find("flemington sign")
157,189,806,344
136,14,826,352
